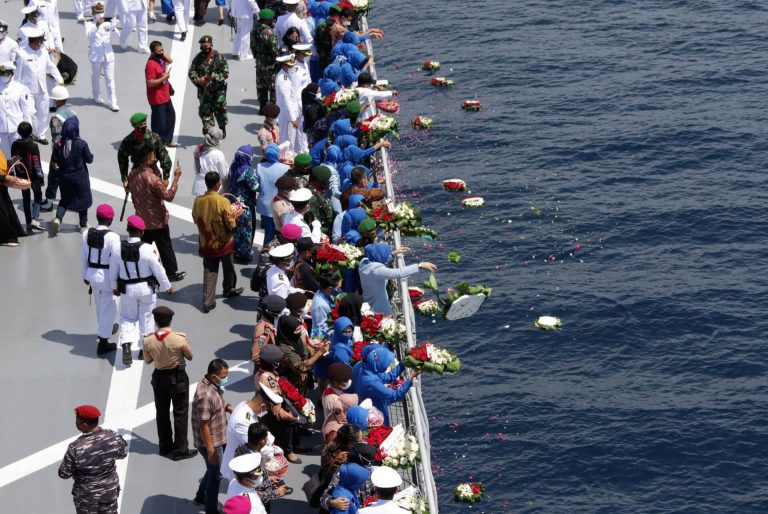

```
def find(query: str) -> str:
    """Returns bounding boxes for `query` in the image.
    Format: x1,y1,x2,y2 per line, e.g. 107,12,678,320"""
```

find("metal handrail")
360,16,440,514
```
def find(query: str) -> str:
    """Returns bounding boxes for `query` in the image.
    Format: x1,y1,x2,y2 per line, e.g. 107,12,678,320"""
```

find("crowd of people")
1,0,438,513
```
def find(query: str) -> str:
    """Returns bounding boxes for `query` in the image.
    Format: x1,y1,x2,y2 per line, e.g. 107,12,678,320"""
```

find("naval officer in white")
0,21,20,65
274,0,312,46
274,53,300,152
0,62,34,158
119,0,149,53
228,0,259,60
86,2,120,111
265,242,304,299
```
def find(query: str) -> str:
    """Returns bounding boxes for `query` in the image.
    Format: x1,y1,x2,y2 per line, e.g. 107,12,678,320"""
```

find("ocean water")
368,1,768,512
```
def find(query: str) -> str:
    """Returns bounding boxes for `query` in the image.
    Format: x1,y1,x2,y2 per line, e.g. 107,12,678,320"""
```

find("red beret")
75,405,101,419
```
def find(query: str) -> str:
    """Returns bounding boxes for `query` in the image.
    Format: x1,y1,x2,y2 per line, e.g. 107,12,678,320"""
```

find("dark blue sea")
369,1,768,512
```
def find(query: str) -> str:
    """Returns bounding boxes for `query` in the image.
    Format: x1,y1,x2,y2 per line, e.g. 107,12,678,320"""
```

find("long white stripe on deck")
0,362,251,489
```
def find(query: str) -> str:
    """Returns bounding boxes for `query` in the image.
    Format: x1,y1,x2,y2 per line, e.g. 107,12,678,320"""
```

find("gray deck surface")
0,1,322,511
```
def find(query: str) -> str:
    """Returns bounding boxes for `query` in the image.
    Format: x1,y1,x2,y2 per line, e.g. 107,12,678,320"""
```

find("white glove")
311,220,321,230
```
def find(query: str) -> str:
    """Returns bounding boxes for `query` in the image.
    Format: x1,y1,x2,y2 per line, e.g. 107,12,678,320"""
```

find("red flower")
277,378,307,409
330,301,341,321
366,425,393,447
371,205,394,223
362,495,378,507
408,288,424,301
358,114,379,133
322,91,336,107
351,341,369,364
408,344,429,362
360,313,383,338
316,244,347,264
470,483,483,494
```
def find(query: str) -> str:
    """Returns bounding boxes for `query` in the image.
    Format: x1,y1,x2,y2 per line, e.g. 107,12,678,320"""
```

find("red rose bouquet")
350,340,371,364
315,243,352,273
403,343,461,375
360,313,383,340
277,378,316,424
454,482,484,503
365,425,393,447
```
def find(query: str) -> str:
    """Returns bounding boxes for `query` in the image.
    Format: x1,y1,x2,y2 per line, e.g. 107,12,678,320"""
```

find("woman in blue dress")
228,145,260,263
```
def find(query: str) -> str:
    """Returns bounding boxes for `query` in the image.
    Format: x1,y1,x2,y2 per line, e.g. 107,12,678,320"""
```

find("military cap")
329,4,342,13
289,187,312,202
280,223,302,241
293,43,311,52
229,453,261,474
92,2,105,13
259,381,283,404
260,344,284,364
129,112,147,125
223,496,252,514
259,8,275,20
75,405,101,419
152,305,174,317
25,27,45,38
286,291,308,311
283,0,299,4
328,362,353,383
371,466,403,489
357,217,376,233
199,35,213,44
21,5,38,14
260,294,286,314
0,20,9,30
269,242,295,259
276,53,295,63
127,215,146,231
0,62,16,73
293,153,311,168
346,100,361,115
95,203,114,219
311,165,332,183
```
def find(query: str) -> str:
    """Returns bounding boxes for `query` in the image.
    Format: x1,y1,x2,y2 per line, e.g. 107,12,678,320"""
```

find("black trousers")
142,225,178,275
151,368,190,453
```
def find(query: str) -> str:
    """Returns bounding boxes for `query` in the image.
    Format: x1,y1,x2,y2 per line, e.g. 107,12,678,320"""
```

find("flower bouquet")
323,87,360,110
277,378,316,424
378,316,407,344
403,343,461,374
365,425,393,446
461,196,485,208
534,315,562,330
348,0,372,16
443,179,467,192
402,226,439,240
422,60,441,71
361,399,385,427
360,312,383,341
408,287,425,302
315,243,361,273
335,243,364,269
442,282,493,313
461,100,482,111
430,76,454,87
414,299,442,316
376,98,400,113
350,340,372,364
395,486,429,514
264,452,289,476
376,424,420,469
359,114,400,143
308,336,327,351
454,482,484,503
411,116,433,129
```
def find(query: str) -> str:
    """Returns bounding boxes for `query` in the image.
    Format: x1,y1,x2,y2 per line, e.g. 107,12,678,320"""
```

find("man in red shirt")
145,41,176,147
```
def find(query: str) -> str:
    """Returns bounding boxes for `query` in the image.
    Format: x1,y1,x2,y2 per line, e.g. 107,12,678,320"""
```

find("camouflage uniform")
58,428,128,514
117,130,173,182
286,168,308,189
306,184,335,235
188,50,229,134
250,21,279,112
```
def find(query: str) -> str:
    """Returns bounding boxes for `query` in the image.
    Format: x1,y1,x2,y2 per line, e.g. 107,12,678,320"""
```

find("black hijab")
276,315,306,360
338,293,364,326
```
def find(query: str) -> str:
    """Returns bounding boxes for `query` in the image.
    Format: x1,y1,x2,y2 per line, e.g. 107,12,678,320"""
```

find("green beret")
357,217,376,233
346,100,361,115
329,4,342,13
129,112,147,125
259,8,275,20
311,165,332,183
294,153,311,167
199,35,212,44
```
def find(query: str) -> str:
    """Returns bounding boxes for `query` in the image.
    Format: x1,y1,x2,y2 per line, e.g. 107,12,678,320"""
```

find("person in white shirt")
14,28,64,143
274,53,300,152
0,62,34,158
358,466,410,514
275,0,312,46
289,43,310,152
192,127,229,196
265,243,305,298
18,6,61,56
110,215,173,366
225,454,268,513
81,204,122,355
354,72,398,117
228,0,259,60
283,187,322,243
33,0,64,53
0,21,20,65
119,0,149,53
86,2,119,111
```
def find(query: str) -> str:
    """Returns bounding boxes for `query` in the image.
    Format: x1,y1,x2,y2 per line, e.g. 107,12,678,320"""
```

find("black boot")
122,343,132,365
97,338,117,356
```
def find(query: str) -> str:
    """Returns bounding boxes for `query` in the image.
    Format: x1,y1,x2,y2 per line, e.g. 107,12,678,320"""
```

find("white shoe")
110,104,120,112
94,97,105,105
30,220,44,231
239,54,254,61
139,46,150,54
77,14,85,22
52,217,61,235
149,11,156,20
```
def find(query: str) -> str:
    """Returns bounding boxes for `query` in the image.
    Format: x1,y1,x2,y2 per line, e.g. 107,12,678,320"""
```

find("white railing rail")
360,16,440,514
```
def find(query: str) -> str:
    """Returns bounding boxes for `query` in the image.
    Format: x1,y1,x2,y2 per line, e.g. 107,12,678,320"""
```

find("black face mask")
153,52,164,60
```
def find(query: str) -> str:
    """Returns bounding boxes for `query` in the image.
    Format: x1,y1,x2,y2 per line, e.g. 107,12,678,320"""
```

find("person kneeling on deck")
110,215,173,365
358,466,409,514
81,203,121,356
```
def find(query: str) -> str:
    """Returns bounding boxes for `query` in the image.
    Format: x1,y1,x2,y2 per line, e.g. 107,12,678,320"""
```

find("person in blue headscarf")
339,51,368,88
331,41,358,62
328,317,355,364
312,271,343,338
256,143,289,245
340,206,367,238
319,64,343,97
51,116,93,233
329,462,371,514
358,243,437,315
332,194,364,243
357,346,419,427
334,134,359,150
323,145,344,214
345,406,368,432
228,145,260,262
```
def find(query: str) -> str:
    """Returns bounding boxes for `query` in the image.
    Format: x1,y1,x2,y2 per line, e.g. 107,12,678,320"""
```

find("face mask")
217,376,229,388
342,379,352,390
315,92,322,100
0,32,6,41
343,21,351,27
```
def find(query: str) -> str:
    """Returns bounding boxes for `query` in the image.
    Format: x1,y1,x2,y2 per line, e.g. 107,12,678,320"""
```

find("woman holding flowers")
358,243,438,315
276,314,329,396
311,271,343,338
357,346,419,427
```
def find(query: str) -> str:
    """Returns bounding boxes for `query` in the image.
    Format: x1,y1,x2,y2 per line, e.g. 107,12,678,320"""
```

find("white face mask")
342,379,352,390
0,32,6,41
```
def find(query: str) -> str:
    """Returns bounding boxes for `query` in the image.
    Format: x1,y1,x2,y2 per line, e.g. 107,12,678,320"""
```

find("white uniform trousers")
120,9,149,51
232,16,253,60
105,0,126,20
91,60,117,106
31,92,50,140
174,0,191,34
118,293,156,350
291,116,308,153
0,132,20,160
92,281,119,339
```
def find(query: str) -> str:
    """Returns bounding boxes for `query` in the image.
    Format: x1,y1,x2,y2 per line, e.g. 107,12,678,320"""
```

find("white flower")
461,196,485,208
416,300,442,316
399,456,408,466
360,302,373,316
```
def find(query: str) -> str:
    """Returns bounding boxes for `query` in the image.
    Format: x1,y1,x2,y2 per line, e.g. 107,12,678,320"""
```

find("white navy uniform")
283,210,321,244
0,37,20,66
289,61,309,152
81,226,121,339
0,76,34,158
265,264,303,298
104,0,127,21
173,0,191,37
275,67,300,152
18,20,61,54
228,0,259,60
109,236,171,351
359,500,410,514
275,12,312,47
220,401,264,481
35,0,64,53
85,16,119,108
14,45,63,140
119,0,149,52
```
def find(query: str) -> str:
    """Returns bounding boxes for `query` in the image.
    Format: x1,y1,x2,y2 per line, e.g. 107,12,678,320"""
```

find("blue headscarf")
346,406,369,431
334,134,358,149
348,194,365,209
342,31,361,45
334,463,371,509
319,78,341,97
343,145,372,165
325,145,343,166
265,143,280,164
61,115,80,158
324,64,342,82
344,230,361,245
364,243,393,265
342,207,367,235
332,317,354,346
229,144,254,185
348,50,368,70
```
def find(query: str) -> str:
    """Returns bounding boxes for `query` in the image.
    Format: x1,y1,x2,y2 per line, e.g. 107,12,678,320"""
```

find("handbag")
1,158,31,191
222,193,245,218
169,82,175,96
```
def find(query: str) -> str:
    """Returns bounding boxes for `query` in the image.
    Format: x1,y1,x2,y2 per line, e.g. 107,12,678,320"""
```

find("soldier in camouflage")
188,35,229,136
306,165,335,235
250,9,279,114
117,112,173,187
286,152,311,189
58,405,128,514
